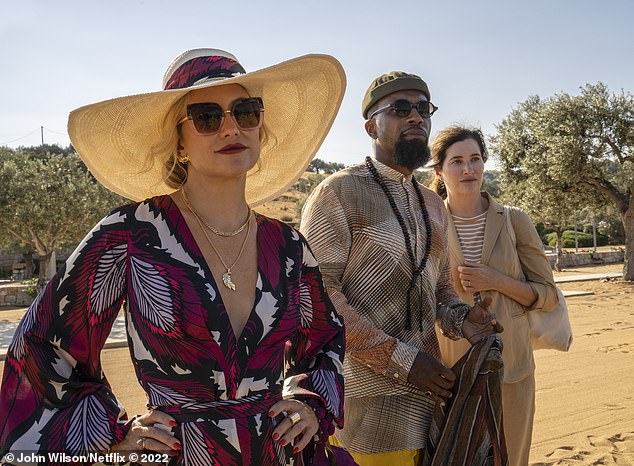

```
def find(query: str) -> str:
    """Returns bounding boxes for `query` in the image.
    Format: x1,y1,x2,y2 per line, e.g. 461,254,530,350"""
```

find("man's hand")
461,296,503,344
407,351,456,405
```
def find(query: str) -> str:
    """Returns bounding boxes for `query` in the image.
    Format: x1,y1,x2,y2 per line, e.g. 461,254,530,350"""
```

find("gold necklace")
181,189,251,237
181,191,252,291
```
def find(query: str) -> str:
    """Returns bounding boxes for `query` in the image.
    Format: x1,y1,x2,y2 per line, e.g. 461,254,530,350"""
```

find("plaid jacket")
300,159,469,453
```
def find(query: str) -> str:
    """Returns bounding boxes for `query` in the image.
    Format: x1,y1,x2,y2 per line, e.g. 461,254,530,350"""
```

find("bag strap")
504,206,528,282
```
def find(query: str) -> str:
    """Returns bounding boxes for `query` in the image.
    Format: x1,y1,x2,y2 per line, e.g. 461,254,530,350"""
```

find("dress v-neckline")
165,196,264,345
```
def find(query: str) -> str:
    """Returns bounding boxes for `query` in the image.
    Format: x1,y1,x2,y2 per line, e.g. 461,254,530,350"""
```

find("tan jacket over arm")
510,208,559,312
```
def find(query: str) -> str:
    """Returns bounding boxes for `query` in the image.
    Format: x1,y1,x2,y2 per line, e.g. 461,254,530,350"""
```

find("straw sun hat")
68,48,346,206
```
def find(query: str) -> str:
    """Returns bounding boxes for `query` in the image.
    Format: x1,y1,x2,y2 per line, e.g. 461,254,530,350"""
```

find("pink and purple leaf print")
129,256,175,332
309,369,341,419
298,282,314,329
8,292,41,360
181,422,218,466
65,395,111,453
88,243,127,320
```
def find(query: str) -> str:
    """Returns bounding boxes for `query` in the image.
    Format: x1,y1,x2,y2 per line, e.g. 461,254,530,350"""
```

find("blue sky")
2,0,633,167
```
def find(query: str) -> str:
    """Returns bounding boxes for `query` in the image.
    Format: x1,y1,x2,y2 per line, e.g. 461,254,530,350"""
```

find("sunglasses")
369,99,438,119
178,97,264,134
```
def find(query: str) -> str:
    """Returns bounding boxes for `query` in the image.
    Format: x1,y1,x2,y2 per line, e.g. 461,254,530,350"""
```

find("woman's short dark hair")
429,125,488,198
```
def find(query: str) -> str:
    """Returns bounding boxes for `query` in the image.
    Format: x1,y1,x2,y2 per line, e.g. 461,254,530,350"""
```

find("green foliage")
546,230,609,248
491,82,634,277
21,277,40,298
0,145,126,281
307,158,346,174
535,223,546,239
493,83,633,211
482,170,502,198
294,172,328,220
294,172,327,194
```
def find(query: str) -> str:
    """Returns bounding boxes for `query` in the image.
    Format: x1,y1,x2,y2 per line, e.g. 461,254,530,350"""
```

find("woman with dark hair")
430,126,558,466
0,48,348,466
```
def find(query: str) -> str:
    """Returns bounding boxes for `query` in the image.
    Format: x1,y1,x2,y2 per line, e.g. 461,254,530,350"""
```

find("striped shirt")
452,211,487,263
300,159,470,453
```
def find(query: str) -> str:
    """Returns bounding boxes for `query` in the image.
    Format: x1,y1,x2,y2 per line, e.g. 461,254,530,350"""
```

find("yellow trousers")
330,436,420,466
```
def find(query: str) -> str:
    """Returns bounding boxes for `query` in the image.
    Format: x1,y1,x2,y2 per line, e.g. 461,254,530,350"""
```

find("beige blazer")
437,193,558,383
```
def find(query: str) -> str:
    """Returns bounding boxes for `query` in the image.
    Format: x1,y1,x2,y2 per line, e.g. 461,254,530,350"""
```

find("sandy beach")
1,263,632,465
529,264,634,465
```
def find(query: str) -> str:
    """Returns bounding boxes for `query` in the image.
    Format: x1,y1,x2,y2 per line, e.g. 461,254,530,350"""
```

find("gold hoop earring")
177,151,190,164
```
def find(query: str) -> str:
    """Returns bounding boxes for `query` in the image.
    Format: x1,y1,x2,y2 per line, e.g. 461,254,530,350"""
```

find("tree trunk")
592,216,597,249
22,251,34,279
555,229,563,272
624,205,634,281
37,251,55,288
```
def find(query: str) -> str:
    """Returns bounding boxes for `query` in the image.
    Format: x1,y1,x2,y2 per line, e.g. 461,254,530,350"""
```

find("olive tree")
0,146,125,284
492,83,634,279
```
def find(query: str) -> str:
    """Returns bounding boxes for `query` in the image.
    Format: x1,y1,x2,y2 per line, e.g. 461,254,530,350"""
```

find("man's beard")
394,136,431,171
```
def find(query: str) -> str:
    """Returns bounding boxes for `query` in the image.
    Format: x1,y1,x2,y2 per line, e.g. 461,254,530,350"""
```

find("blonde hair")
152,96,188,189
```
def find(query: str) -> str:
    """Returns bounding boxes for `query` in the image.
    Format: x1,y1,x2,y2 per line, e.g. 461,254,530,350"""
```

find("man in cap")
300,72,498,464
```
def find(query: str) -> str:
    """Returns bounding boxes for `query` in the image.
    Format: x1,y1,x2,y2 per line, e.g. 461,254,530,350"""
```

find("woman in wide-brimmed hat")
0,48,348,465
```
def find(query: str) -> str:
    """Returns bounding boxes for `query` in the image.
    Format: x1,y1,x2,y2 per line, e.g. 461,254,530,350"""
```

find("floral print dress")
0,196,345,466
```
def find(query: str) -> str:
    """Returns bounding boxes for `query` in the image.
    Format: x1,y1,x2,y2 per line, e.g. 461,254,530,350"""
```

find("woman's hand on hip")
110,410,181,465
269,399,319,454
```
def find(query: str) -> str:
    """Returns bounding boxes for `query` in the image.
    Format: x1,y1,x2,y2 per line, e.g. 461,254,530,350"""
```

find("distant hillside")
257,167,436,226
256,171,327,226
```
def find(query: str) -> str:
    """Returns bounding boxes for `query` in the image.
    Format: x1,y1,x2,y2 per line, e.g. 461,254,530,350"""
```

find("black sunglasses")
369,99,438,119
179,97,264,134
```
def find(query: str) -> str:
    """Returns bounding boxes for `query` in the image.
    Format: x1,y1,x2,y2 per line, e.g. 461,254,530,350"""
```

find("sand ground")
529,264,634,465
1,263,632,465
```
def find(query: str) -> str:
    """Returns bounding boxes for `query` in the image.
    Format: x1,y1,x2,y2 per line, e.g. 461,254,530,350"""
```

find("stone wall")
546,250,625,268
0,284,34,307
0,253,23,279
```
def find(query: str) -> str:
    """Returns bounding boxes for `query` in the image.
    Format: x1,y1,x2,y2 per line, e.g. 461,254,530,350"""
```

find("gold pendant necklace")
181,189,251,237
180,190,252,291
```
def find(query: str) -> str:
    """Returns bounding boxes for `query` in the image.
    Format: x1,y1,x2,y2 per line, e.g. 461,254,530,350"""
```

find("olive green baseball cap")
362,71,431,119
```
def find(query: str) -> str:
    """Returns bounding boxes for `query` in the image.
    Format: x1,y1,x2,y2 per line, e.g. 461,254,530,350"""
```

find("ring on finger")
424,390,432,397
466,280,471,287
136,437,146,450
288,411,301,426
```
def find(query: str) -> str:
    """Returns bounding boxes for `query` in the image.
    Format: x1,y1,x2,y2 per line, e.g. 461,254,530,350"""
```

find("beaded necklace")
365,156,433,330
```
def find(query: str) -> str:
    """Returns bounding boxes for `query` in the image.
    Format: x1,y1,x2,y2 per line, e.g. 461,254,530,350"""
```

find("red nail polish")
169,420,177,427
272,433,279,440
174,443,182,450
280,439,287,446
293,447,299,454
268,411,275,417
